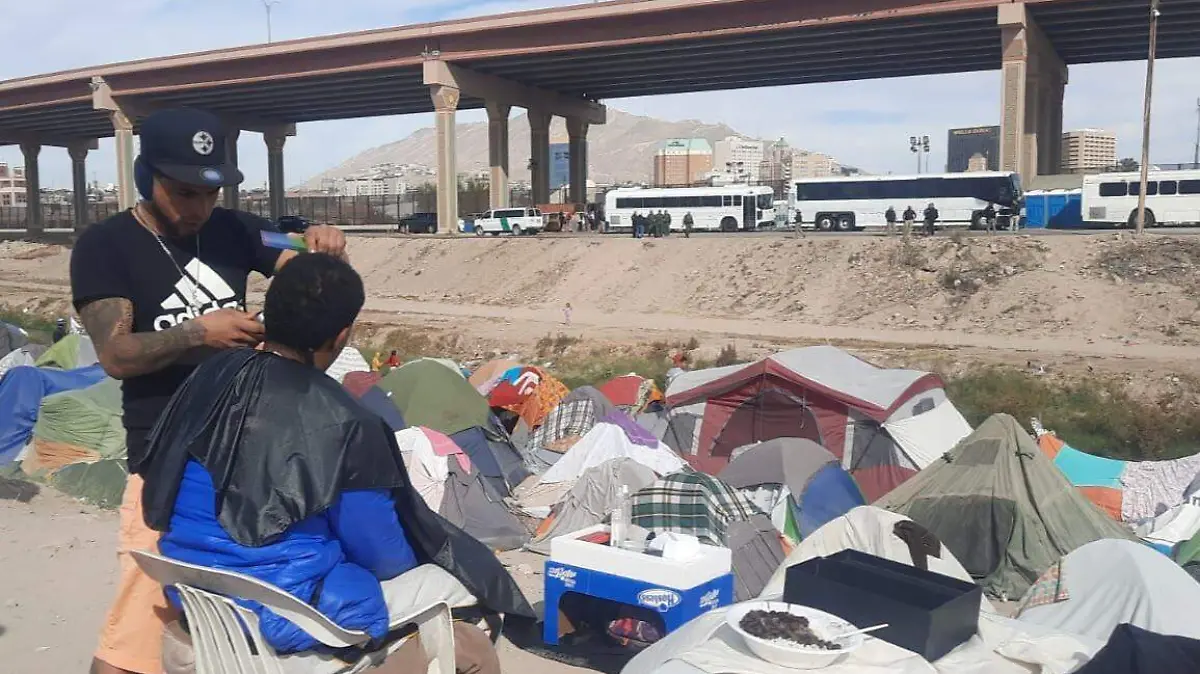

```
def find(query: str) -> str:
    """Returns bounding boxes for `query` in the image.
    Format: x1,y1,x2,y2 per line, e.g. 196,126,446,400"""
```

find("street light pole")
1136,0,1160,235
262,0,281,43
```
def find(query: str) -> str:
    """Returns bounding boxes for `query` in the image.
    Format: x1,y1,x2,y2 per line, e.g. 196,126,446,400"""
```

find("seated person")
140,254,509,672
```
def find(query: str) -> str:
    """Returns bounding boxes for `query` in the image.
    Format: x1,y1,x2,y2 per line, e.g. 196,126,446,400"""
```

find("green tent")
35,334,98,370
876,413,1137,599
378,359,489,436
33,378,126,461
51,459,127,509
1176,530,1200,567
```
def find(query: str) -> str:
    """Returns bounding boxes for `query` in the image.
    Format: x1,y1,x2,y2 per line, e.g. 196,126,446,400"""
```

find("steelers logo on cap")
192,131,215,156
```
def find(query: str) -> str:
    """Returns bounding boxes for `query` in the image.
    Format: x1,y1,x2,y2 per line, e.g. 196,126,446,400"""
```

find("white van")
474,208,544,236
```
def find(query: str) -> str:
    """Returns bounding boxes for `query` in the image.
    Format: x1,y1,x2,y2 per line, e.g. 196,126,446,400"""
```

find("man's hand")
194,309,265,349
303,225,347,260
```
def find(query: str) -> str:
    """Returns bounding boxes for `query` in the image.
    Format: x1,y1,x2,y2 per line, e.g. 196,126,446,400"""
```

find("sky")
1,0,1198,188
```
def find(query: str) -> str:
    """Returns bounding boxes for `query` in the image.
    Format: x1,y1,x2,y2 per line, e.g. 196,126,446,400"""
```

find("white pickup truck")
473,207,544,236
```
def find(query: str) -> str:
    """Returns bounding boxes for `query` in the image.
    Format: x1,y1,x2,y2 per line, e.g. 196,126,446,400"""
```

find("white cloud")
2,1,1197,187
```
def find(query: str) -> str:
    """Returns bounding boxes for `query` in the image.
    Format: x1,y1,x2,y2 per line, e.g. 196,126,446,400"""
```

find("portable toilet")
1046,189,1083,229
1024,190,1049,228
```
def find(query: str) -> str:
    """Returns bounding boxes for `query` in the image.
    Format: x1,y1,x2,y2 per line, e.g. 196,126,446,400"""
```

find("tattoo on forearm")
79,298,207,378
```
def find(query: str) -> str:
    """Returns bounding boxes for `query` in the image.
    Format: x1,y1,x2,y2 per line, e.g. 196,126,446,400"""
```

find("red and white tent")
663,346,971,501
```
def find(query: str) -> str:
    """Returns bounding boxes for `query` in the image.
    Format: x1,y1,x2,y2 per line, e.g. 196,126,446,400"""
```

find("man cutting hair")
70,107,346,674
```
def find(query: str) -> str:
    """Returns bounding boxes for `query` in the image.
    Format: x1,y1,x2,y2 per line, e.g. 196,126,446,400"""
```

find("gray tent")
726,514,787,601
526,458,658,555
877,413,1137,599
438,461,530,552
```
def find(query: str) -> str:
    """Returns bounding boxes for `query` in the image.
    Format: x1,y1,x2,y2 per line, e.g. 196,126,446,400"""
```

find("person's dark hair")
264,253,364,353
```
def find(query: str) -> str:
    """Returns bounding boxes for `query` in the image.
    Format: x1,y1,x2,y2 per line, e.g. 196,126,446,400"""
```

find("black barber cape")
140,349,535,621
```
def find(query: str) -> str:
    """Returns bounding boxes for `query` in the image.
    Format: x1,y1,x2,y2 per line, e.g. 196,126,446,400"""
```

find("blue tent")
0,365,107,466
450,416,530,497
719,437,866,542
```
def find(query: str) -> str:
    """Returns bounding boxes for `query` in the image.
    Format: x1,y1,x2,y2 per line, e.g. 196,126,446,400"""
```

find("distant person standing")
902,205,917,238
385,349,401,369
923,202,939,236
683,211,694,238
564,302,573,326
52,317,68,344
885,206,897,237
982,202,997,234
632,211,643,238
663,210,673,236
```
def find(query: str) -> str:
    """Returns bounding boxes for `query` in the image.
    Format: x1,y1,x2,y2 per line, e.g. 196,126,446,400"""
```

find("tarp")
469,359,522,394
718,438,865,540
536,422,687,485
0,365,107,466
379,359,490,436
1136,503,1200,554
883,399,973,468
1016,539,1200,641
526,458,659,555
34,334,98,370
324,347,369,384
629,471,763,546
599,374,664,413
0,346,40,379
877,414,1137,599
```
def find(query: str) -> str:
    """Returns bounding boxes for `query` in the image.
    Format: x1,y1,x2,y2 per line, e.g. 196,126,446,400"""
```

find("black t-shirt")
70,207,282,472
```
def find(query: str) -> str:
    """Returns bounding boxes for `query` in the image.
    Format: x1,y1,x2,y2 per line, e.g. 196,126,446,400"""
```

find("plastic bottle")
610,485,629,547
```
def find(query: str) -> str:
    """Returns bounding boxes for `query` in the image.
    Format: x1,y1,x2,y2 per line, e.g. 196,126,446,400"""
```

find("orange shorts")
94,473,175,674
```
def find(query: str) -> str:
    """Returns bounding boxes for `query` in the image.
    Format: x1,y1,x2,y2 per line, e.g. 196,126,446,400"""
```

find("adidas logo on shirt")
153,259,244,331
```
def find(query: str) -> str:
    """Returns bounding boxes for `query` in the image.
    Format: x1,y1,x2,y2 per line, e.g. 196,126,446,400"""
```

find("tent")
0,365,107,466
450,419,530,496
393,427,528,551
24,378,125,473
1016,539,1200,641
342,371,381,399
598,374,665,414
664,346,971,500
488,366,569,431
324,347,370,384
0,321,28,358
0,344,47,379
526,458,659,554
536,422,687,486
718,438,865,544
877,414,1137,599
1135,503,1200,555
379,359,490,436
35,334,98,370
1037,426,1200,523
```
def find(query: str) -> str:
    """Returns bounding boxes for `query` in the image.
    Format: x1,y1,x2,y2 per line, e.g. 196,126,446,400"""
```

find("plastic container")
726,601,864,669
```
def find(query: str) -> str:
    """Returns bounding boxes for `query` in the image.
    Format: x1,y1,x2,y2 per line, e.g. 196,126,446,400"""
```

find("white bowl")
726,601,864,669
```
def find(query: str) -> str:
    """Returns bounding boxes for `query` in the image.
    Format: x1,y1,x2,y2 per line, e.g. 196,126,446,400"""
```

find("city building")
946,126,1000,173
713,136,764,183
791,150,841,179
340,174,408,197
1061,129,1117,172
652,138,713,186
759,138,792,183
0,162,27,207
966,153,990,172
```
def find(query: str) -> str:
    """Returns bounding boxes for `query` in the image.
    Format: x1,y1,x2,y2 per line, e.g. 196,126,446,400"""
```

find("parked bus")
603,185,777,233
791,171,1023,231
1081,170,1200,228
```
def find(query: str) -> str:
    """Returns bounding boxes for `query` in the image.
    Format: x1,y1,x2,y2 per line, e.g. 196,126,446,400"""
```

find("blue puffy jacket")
159,460,419,653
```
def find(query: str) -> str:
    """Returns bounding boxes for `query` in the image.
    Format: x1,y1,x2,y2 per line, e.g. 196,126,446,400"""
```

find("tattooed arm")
79,298,208,380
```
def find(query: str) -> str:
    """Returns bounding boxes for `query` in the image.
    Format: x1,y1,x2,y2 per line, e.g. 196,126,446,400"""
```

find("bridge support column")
112,109,137,211
223,128,240,211
567,117,589,207
486,102,511,210
529,110,552,206
19,142,42,235
264,127,288,223
998,3,1068,178
68,141,90,231
431,85,460,234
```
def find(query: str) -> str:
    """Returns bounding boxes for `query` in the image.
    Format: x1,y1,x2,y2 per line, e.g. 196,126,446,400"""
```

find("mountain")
297,108,741,189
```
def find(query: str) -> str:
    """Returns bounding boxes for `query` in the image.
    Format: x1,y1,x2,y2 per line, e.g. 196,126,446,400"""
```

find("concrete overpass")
1,0,1198,233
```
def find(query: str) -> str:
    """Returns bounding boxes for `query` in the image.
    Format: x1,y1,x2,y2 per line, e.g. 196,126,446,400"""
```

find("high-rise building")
1061,129,1117,172
946,126,1000,173
791,150,840,178
966,153,990,172
713,136,764,183
0,163,27,207
652,138,713,186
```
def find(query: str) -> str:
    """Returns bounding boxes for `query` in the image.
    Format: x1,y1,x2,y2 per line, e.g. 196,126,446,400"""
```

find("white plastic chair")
133,550,456,674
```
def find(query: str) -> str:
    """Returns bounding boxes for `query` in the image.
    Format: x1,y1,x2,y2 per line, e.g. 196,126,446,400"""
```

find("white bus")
603,185,777,233
1082,170,1200,228
791,171,1023,231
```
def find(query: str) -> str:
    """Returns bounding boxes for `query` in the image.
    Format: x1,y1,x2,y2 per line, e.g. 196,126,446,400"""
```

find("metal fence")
0,202,122,229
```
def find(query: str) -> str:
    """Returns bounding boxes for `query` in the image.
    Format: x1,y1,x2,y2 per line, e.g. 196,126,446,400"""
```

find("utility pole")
262,0,281,43
1136,0,1160,235
1193,97,1199,168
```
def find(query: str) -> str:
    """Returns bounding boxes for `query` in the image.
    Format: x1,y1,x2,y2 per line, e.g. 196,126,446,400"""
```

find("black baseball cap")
138,108,243,188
